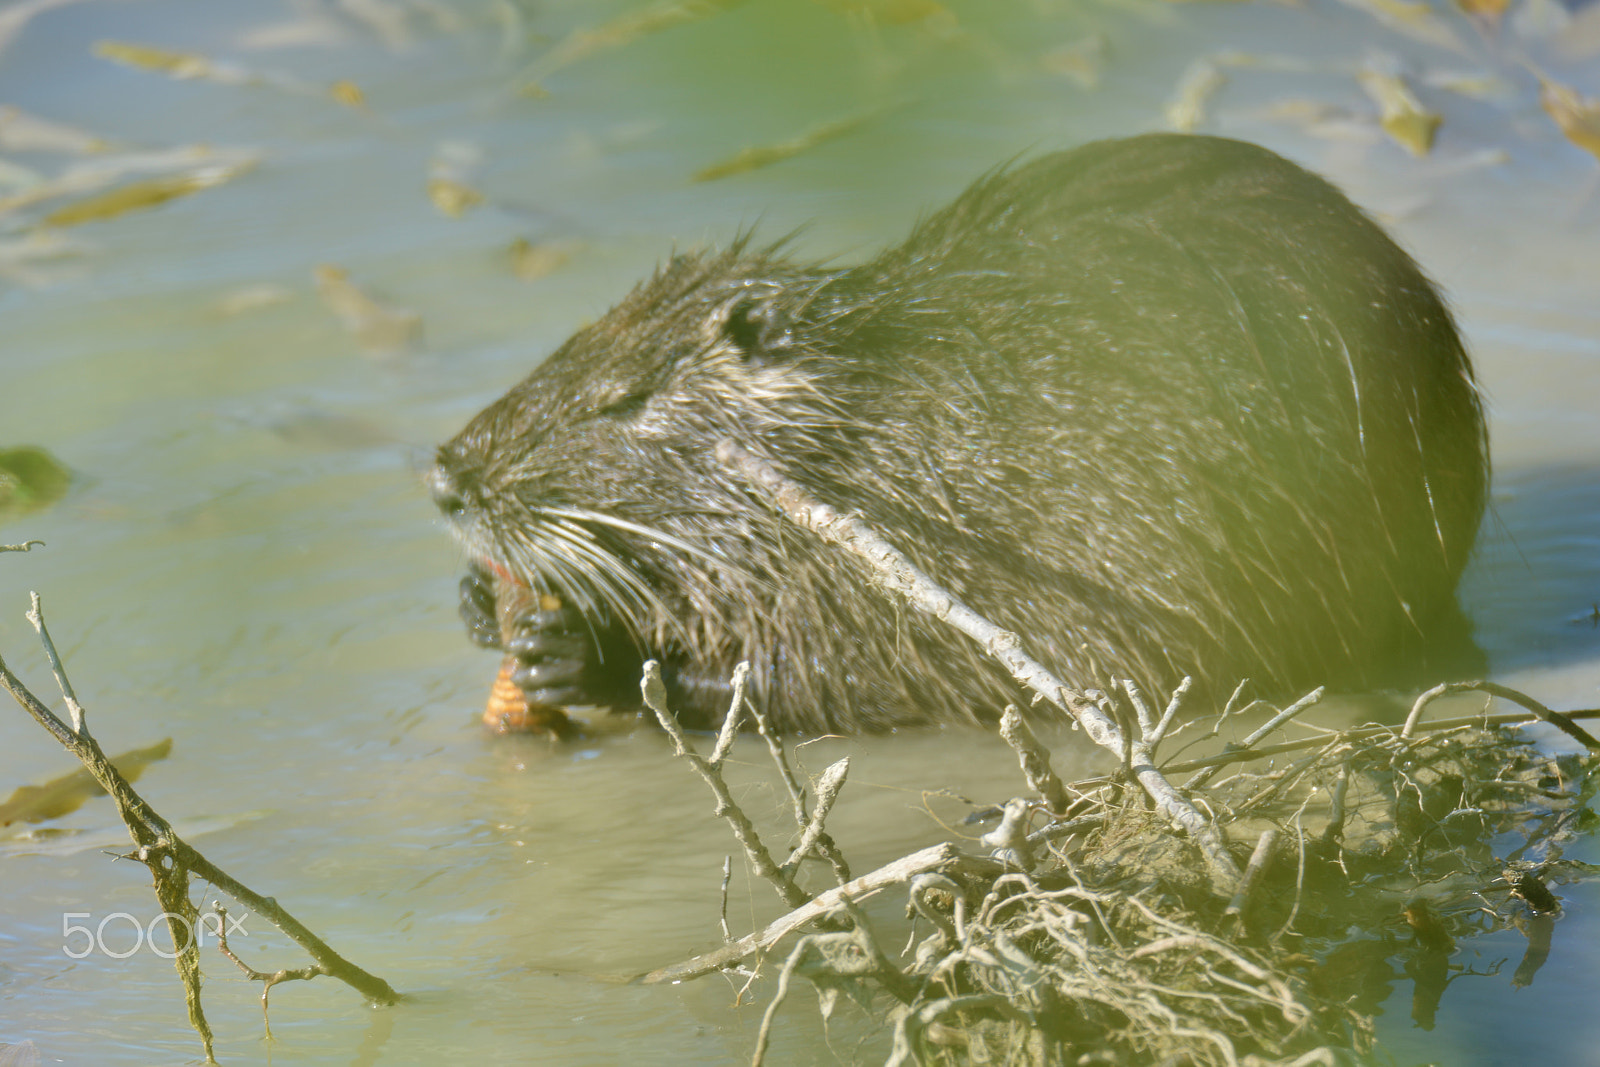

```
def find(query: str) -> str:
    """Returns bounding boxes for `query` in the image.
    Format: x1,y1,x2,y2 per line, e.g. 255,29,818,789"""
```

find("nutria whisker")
539,506,730,569
543,518,674,627
499,517,669,641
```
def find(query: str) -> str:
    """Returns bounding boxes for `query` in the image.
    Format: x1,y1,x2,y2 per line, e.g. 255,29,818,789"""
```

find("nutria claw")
503,602,613,708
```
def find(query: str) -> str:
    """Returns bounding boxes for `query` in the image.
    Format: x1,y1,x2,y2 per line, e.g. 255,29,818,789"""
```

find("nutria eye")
723,295,790,360
597,390,650,419
724,297,765,354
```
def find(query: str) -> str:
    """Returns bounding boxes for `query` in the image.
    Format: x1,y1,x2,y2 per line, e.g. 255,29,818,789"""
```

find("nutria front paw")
458,565,503,650
503,602,638,709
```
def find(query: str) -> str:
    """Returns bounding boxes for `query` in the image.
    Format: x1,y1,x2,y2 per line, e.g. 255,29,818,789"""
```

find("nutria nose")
427,465,467,519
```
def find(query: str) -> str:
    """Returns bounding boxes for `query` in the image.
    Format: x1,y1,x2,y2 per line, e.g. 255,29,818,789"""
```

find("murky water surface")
2,1,1598,1063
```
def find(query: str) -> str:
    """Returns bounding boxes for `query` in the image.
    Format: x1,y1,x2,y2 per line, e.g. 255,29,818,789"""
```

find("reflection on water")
2,1,1598,1064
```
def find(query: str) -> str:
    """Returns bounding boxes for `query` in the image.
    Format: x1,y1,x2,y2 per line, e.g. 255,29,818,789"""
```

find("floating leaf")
314,264,422,354
40,158,256,227
1421,69,1514,101
0,739,172,826
1537,74,1600,162
509,237,580,280
693,109,879,182
330,79,366,108
427,177,483,218
1358,64,1441,156
0,105,109,154
0,146,257,221
427,140,485,217
0,445,70,520
526,0,747,84
1453,0,1509,21
1041,34,1108,90
94,38,344,100
93,40,255,85
216,282,293,316
1165,59,1226,132
1334,0,1469,54
1260,99,1383,142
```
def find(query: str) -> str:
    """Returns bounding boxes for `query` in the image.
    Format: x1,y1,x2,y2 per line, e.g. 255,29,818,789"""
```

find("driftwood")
642,659,1592,1065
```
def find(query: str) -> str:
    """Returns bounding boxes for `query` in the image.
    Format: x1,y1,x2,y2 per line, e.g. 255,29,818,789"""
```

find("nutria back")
431,133,1487,733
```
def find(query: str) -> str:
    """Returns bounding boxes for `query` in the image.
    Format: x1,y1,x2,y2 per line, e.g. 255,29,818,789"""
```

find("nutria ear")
722,292,793,359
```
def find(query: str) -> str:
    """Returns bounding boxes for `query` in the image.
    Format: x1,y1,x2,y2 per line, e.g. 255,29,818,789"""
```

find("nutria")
430,133,1487,733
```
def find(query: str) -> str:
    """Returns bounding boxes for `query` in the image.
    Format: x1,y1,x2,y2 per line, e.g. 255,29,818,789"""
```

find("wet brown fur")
432,134,1487,733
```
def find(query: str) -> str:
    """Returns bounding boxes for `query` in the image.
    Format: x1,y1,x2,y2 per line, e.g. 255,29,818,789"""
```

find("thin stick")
642,843,1004,984
718,856,733,942
780,757,848,878
1223,829,1278,925
1403,681,1599,750
0,603,401,1019
707,662,750,766
1075,703,1600,790
744,678,851,882
717,440,1241,888
641,661,809,910
1186,687,1324,792
745,688,809,823
24,592,87,734
1000,705,1071,813
212,904,327,1039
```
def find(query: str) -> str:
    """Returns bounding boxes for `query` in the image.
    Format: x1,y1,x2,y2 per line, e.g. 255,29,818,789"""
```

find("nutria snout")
432,133,1487,733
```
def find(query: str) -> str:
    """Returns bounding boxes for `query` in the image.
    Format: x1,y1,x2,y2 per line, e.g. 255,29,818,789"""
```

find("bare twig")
642,843,1004,984
1404,681,1600,750
780,756,848,879
25,592,87,734
707,662,750,767
0,594,400,1065
717,440,1242,888
1186,687,1324,791
719,856,733,942
751,898,916,1067
211,903,329,1039
742,670,852,883
2,540,44,552
999,705,1071,813
641,660,809,910
1070,704,1600,791
1223,829,1279,928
